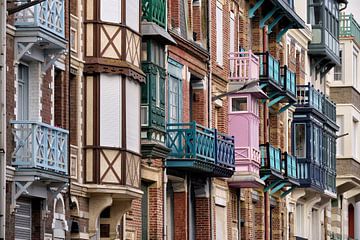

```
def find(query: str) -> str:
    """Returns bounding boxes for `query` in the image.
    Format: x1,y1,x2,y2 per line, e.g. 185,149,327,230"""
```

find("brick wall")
195,197,211,240
174,191,188,240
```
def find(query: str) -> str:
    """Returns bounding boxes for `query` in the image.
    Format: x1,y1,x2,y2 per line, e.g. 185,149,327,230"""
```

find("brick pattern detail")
174,191,188,240
195,197,211,240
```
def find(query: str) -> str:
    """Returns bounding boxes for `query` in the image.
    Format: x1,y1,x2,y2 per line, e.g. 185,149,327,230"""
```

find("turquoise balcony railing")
340,14,360,46
166,122,235,169
142,0,166,28
284,153,297,179
281,66,297,96
260,143,282,173
296,84,323,113
15,0,65,38
11,120,68,175
296,83,336,122
256,52,282,87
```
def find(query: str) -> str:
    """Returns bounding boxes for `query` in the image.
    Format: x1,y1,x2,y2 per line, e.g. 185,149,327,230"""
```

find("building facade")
0,0,351,239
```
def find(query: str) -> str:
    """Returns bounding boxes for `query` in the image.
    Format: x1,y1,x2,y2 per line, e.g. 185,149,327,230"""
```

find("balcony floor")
165,158,234,178
14,167,68,183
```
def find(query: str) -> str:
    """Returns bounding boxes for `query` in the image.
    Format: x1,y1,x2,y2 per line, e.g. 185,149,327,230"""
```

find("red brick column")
174,191,188,240
195,197,211,240
149,186,164,239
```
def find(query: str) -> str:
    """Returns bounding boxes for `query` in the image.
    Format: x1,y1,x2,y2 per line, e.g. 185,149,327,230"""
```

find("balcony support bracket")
249,0,265,18
48,182,69,200
15,42,35,63
279,103,293,114
261,174,271,182
260,7,280,28
277,24,295,43
268,15,284,34
268,95,285,108
280,186,296,198
264,179,282,193
10,180,34,213
42,50,67,75
270,181,286,195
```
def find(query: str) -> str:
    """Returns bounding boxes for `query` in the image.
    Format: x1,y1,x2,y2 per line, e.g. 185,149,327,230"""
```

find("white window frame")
229,96,249,113
216,1,223,66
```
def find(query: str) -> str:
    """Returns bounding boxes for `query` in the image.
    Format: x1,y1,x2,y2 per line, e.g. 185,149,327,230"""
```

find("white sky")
345,0,360,23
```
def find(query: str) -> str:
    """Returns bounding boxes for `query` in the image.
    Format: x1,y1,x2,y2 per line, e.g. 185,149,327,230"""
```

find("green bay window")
294,123,306,159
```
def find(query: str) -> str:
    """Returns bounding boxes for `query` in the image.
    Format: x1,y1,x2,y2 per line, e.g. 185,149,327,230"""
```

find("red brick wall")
195,197,211,240
174,191,188,240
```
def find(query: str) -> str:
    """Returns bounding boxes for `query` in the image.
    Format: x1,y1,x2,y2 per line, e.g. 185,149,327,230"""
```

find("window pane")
100,0,121,23
295,124,306,158
232,98,247,112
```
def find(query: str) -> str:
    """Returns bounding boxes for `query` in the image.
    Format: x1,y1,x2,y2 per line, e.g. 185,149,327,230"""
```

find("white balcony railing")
15,0,65,38
11,120,68,175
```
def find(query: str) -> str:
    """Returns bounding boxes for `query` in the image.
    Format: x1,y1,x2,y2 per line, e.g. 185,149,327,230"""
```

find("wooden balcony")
283,152,299,185
228,51,259,84
142,0,166,28
15,0,65,38
340,14,360,45
280,66,297,99
260,143,284,181
166,122,235,177
11,120,68,181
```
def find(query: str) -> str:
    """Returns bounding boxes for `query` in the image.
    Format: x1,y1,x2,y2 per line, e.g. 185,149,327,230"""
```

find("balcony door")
17,64,29,120
168,59,183,124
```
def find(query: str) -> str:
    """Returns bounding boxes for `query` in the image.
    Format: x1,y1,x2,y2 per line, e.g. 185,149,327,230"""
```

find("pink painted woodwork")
229,50,259,83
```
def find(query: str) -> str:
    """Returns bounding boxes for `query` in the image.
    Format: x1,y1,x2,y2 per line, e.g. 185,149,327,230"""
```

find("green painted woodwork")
260,143,282,173
340,14,360,46
142,0,166,28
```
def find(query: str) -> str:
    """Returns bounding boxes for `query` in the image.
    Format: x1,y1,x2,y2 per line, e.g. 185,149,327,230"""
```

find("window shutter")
100,0,121,23
15,201,32,240
100,74,122,147
126,80,141,153
126,0,140,31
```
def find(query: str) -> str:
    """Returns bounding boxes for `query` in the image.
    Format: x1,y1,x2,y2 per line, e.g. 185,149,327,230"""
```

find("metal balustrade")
260,143,282,173
340,14,360,46
166,121,235,169
15,0,65,37
323,96,336,122
256,52,282,87
142,0,166,28
229,51,259,83
11,120,68,175
281,66,297,96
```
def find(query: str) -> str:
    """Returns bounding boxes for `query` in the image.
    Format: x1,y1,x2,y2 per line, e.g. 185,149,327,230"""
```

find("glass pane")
295,124,306,158
232,98,247,112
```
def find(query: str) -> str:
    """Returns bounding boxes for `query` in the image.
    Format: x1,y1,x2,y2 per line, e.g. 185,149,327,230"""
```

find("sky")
346,0,360,23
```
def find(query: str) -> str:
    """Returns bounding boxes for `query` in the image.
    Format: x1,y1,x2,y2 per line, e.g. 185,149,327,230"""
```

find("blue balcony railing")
11,120,68,175
284,153,297,179
15,0,65,37
296,83,336,122
260,143,282,173
281,66,297,96
257,52,281,87
166,122,235,169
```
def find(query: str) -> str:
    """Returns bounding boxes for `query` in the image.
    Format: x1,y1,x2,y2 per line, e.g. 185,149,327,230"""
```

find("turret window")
231,97,247,113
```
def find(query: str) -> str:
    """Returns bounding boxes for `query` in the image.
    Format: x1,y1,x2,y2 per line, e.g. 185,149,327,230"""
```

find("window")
353,51,358,88
294,123,306,158
100,74,122,147
313,126,320,163
100,0,121,23
141,182,149,240
17,64,29,120
168,59,183,123
334,50,342,81
231,97,247,112
230,11,235,73
354,119,358,159
126,0,140,31
295,204,304,236
216,205,227,240
216,1,223,65
15,200,32,239
126,80,141,152
336,116,344,156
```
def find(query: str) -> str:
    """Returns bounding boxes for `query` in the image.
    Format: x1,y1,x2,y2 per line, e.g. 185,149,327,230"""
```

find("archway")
349,204,355,239
52,194,68,240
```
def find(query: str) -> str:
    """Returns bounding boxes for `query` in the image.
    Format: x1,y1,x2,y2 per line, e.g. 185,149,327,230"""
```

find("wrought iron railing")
256,52,282,87
284,152,297,179
142,0,166,28
11,120,68,175
340,14,360,46
281,66,297,96
229,51,259,83
166,122,235,168
260,143,282,173
15,0,65,37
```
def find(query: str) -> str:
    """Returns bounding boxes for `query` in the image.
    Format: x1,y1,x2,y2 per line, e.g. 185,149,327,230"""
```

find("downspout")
163,1,168,239
263,27,269,240
238,189,241,240
207,0,213,239
0,0,6,239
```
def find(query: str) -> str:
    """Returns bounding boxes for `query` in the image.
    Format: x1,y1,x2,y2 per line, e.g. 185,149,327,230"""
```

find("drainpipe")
0,0,6,239
209,177,213,240
163,1,168,239
238,189,241,240
263,26,269,240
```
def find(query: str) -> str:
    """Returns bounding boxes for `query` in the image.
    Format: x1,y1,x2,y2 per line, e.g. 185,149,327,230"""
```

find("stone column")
355,201,360,239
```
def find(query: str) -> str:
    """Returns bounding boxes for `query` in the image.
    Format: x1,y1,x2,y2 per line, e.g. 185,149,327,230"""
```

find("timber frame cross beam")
7,0,46,15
